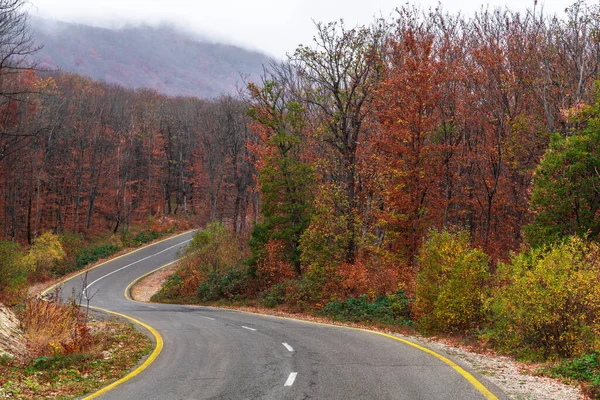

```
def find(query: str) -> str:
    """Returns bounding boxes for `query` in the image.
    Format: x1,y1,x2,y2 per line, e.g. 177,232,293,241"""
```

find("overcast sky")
27,0,576,58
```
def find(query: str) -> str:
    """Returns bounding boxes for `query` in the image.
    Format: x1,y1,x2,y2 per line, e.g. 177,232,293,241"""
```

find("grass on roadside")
1,295,152,399
541,352,600,399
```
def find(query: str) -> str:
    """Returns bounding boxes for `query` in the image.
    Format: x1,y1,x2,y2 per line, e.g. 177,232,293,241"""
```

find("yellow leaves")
48,341,63,355
488,237,600,359
23,232,65,275
415,229,490,334
33,76,58,91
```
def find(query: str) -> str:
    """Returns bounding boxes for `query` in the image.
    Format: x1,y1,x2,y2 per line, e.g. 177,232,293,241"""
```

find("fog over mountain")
31,18,273,98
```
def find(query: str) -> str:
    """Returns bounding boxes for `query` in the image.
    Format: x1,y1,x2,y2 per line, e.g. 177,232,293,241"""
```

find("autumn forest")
2,0,600,389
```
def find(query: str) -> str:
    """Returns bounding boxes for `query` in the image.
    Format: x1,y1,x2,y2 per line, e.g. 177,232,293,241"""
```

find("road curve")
48,231,506,400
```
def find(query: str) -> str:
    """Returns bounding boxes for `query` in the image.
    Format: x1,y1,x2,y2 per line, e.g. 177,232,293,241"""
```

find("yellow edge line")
81,305,164,400
223,308,499,400
43,228,496,399
128,262,495,398
40,230,194,297
366,330,498,399
82,260,181,399
38,230,194,398
124,260,179,301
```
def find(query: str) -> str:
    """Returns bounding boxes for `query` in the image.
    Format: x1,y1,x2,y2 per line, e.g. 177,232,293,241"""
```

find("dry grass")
20,293,92,358
0,318,151,399
2,292,152,399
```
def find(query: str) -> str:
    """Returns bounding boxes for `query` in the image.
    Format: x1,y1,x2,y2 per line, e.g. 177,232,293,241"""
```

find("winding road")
47,231,506,400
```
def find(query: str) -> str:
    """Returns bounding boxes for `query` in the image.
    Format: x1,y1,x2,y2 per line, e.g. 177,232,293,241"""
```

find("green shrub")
119,229,134,248
132,230,160,246
153,223,248,302
73,244,121,272
255,277,322,311
53,234,84,276
486,236,600,360
260,282,287,308
27,353,93,373
0,241,27,298
415,229,490,334
282,278,317,312
121,229,162,248
151,273,183,302
320,290,412,325
196,266,249,302
185,222,242,275
543,351,600,398
387,290,411,320
0,353,12,366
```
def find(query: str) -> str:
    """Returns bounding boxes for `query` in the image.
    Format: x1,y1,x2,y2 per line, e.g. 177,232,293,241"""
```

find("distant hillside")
31,18,272,98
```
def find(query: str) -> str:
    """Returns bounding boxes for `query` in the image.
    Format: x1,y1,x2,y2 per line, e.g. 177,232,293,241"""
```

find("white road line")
241,326,257,331
201,316,216,321
83,240,191,299
282,342,294,352
147,305,157,309
284,372,297,387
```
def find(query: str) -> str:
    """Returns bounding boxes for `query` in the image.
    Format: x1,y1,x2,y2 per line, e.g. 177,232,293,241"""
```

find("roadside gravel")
417,337,584,400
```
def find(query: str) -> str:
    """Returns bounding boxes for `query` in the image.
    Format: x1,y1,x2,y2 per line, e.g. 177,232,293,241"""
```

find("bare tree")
0,0,42,161
290,20,386,263
0,0,40,98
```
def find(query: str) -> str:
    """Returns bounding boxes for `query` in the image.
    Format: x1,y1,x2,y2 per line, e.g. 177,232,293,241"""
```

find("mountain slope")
31,18,272,98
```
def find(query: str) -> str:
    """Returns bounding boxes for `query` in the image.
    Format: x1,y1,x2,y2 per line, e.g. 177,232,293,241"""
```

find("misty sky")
28,0,575,57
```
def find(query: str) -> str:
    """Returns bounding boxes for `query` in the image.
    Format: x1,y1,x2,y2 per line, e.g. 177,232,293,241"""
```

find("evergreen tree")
526,88,600,247
247,79,313,276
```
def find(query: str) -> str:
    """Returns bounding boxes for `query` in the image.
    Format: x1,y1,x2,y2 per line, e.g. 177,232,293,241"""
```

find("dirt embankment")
129,265,176,302
0,303,27,359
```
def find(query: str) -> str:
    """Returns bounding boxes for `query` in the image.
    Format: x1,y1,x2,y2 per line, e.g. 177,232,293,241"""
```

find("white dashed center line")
241,326,257,331
200,316,216,321
282,342,294,352
284,372,297,387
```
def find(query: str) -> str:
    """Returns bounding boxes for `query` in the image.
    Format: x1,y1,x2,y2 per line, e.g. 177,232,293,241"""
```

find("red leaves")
255,239,295,289
1,73,254,242
372,27,447,262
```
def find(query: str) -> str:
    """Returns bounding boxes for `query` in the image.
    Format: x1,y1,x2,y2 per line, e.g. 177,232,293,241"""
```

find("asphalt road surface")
52,231,506,400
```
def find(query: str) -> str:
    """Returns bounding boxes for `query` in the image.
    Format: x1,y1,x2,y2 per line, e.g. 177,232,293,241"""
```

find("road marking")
37,231,196,399
81,306,163,400
284,372,297,386
370,331,498,399
124,260,180,301
201,316,216,321
241,326,257,331
147,305,157,309
282,342,294,352
225,309,499,400
83,240,191,299
40,230,196,298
